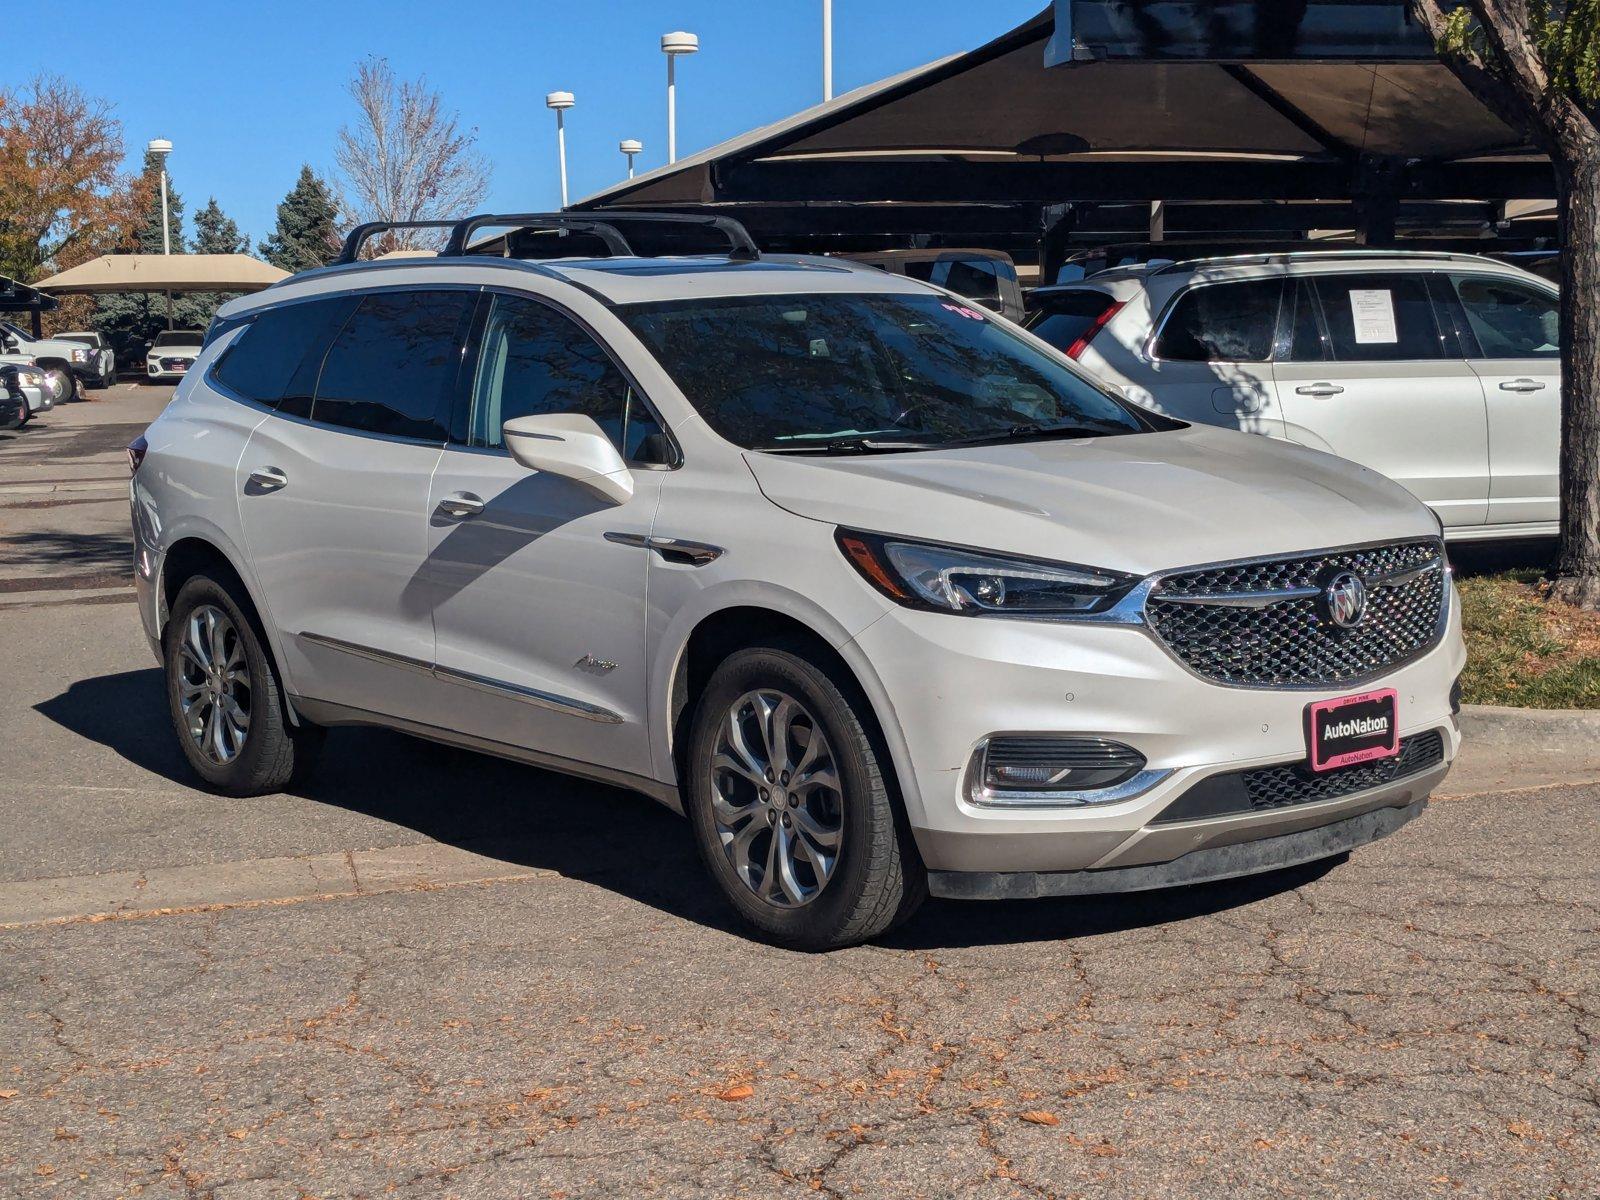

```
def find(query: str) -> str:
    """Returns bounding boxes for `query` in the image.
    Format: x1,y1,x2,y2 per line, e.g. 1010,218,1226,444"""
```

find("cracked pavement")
1,389,1596,1197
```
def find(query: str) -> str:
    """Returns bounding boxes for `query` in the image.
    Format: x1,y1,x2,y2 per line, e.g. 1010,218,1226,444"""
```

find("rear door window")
1154,280,1282,363
1026,290,1120,354
1451,275,1559,358
312,290,473,441
1310,272,1446,361
213,296,358,410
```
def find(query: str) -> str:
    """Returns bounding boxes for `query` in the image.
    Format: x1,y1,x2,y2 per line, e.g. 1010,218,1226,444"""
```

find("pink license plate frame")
1305,688,1400,773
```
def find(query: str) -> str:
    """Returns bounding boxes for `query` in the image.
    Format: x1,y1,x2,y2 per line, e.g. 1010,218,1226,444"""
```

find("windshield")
618,293,1147,451
152,332,202,349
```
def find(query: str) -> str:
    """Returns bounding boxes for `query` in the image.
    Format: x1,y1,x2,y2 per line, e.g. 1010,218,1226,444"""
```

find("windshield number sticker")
941,302,987,321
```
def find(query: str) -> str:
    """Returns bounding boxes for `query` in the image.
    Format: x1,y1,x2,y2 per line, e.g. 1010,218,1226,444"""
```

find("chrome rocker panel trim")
297,631,623,724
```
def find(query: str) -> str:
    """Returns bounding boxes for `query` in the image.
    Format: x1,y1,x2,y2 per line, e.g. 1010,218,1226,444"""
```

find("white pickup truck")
0,320,109,401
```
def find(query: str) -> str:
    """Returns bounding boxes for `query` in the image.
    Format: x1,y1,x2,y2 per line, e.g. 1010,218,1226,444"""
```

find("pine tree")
258,166,340,274
187,197,250,326
192,197,247,254
91,149,206,365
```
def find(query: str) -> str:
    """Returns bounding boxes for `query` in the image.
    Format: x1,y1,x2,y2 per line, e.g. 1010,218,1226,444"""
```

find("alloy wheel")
709,688,845,908
176,604,252,765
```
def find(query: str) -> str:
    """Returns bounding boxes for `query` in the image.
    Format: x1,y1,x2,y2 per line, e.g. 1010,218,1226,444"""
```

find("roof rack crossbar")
439,210,760,261
336,220,462,265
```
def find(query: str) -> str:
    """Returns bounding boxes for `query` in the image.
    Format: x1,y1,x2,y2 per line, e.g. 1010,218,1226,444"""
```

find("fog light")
968,736,1165,808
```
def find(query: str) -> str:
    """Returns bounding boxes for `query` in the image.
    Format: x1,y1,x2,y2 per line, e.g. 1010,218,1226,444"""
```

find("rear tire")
684,640,925,950
163,575,323,795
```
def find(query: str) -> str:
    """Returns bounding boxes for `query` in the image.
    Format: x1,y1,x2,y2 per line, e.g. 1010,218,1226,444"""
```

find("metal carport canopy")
574,6,1547,217
33,254,288,295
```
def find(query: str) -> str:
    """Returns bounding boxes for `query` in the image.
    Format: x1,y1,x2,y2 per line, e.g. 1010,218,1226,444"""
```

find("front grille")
1152,729,1446,825
1144,540,1446,688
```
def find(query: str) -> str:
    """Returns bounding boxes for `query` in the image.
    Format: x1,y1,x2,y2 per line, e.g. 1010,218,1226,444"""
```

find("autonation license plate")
1305,689,1399,773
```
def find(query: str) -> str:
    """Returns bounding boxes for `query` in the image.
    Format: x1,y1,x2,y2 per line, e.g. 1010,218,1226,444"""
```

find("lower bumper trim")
927,799,1425,901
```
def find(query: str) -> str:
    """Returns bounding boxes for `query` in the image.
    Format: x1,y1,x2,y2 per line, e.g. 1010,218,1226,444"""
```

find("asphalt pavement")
0,386,1595,1198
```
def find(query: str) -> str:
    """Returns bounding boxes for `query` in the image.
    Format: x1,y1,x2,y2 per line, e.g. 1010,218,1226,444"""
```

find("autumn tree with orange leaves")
0,75,139,284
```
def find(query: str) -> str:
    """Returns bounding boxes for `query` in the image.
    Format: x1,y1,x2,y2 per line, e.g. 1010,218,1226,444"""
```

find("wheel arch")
157,529,304,723
656,591,925,827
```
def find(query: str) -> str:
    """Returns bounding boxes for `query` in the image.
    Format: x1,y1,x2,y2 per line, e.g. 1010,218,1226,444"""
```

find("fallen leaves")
716,1084,755,1102
1018,1111,1060,1126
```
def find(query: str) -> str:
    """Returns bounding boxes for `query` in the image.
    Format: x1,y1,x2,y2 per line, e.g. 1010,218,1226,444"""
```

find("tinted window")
619,292,1146,450
1280,279,1328,362
906,257,1002,302
1311,273,1444,361
1155,280,1281,362
465,294,667,462
313,291,472,440
213,296,358,408
1452,276,1559,358
1026,290,1120,354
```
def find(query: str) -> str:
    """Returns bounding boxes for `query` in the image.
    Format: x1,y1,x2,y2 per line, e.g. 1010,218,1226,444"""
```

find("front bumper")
930,798,1428,899
851,580,1464,879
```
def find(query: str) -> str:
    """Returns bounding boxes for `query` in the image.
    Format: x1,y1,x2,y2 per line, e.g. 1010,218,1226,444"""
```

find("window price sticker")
1349,289,1399,344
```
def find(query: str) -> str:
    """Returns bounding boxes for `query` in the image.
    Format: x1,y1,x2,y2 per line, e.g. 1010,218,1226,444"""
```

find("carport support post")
164,289,174,330
1354,154,1404,246
1149,200,1166,242
1038,203,1077,288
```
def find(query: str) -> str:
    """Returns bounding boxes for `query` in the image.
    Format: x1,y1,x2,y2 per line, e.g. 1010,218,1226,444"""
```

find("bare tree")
334,57,491,255
1411,1,1600,607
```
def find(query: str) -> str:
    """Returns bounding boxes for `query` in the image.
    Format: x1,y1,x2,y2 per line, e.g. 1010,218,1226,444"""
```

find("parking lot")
0,388,1594,1198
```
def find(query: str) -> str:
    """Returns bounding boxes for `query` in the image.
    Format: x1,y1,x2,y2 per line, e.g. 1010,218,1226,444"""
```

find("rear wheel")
164,575,323,795
685,642,925,950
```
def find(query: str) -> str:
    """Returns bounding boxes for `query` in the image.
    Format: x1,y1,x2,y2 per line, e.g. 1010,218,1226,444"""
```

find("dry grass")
1457,569,1600,708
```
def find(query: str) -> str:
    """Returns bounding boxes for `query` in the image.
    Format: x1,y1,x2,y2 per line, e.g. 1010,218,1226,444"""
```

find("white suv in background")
129,214,1464,949
146,329,205,382
1026,251,1561,540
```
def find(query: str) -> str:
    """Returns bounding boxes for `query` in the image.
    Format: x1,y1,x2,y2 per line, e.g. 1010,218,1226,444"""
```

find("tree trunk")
1551,150,1600,608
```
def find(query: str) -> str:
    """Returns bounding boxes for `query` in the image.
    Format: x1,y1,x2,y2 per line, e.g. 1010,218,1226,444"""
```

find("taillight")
127,434,148,475
1065,299,1126,360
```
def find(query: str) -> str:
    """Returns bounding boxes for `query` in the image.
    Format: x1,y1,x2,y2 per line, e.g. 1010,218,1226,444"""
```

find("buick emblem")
1322,570,1368,629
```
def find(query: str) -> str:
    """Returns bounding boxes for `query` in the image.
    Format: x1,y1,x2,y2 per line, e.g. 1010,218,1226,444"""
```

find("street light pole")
620,139,642,179
823,0,833,101
661,32,698,164
147,138,174,329
546,92,575,208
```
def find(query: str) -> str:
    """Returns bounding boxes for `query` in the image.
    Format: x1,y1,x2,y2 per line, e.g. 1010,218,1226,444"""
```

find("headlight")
836,529,1137,616
70,348,89,363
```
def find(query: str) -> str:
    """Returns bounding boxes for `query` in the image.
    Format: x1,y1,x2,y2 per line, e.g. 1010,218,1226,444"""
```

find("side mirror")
502,413,633,506
143,340,153,350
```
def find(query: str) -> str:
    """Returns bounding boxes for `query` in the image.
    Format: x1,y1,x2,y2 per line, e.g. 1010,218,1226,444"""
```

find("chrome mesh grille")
1144,540,1447,688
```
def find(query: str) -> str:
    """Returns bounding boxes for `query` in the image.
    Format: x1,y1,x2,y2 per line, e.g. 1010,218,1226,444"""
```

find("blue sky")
44,0,1045,248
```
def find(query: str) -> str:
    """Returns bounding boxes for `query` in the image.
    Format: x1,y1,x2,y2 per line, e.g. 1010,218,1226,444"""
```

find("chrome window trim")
297,631,622,724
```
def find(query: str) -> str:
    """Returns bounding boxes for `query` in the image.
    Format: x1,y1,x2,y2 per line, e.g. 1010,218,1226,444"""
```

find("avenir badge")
1305,688,1400,773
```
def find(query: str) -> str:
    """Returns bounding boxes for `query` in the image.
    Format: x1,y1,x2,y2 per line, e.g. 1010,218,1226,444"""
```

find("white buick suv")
130,214,1464,949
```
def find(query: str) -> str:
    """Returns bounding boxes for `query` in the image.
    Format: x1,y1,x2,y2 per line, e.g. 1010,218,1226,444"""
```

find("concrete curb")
1442,703,1600,796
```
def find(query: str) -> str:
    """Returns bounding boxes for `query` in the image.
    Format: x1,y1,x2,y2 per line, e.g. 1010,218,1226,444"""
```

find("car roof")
1035,249,1553,294
229,251,934,315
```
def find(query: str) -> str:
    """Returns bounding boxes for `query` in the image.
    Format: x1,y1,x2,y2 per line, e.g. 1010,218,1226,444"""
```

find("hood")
745,425,1436,577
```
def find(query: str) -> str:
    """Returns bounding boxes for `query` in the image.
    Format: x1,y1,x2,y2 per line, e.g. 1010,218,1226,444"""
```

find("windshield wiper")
758,435,939,455
945,422,1124,448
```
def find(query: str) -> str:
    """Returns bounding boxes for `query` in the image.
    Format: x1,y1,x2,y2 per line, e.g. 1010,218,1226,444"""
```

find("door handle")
247,466,288,491
1294,383,1345,398
603,531,724,565
1499,378,1547,393
436,492,485,518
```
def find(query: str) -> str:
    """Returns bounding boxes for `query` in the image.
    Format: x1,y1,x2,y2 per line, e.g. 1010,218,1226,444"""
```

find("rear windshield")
618,292,1146,451
1025,290,1121,353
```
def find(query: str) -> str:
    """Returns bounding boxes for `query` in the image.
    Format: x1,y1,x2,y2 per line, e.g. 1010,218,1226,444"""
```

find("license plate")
1305,689,1399,773
170,361,188,372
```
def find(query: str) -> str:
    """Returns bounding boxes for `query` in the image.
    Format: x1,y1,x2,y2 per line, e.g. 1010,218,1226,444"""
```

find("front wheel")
163,576,324,795
684,642,925,950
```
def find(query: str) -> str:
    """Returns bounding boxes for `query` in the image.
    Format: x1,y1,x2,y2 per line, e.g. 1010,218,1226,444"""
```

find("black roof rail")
440,210,760,261
336,220,461,265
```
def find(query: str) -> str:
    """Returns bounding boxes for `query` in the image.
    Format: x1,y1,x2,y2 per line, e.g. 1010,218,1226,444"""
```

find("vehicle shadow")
38,668,1338,949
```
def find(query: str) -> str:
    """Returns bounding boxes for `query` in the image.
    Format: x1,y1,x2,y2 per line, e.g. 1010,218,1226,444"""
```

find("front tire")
685,642,925,950
163,575,323,795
